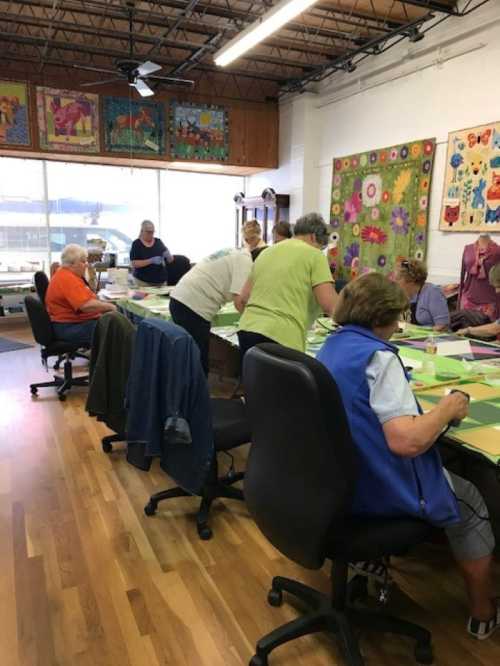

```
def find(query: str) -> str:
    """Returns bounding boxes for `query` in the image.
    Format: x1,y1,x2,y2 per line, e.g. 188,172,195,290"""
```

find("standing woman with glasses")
237,213,339,362
396,259,449,331
130,220,173,287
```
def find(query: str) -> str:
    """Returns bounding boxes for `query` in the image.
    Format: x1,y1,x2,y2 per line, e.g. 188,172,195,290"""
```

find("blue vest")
316,325,459,527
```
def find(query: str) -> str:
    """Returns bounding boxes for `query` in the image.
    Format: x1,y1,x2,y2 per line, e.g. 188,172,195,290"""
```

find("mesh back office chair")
24,295,89,401
167,255,191,286
243,344,434,666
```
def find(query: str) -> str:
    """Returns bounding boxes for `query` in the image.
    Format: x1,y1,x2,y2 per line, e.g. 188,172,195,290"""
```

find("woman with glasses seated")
396,258,449,331
317,273,499,640
46,244,117,347
237,213,338,361
130,220,173,287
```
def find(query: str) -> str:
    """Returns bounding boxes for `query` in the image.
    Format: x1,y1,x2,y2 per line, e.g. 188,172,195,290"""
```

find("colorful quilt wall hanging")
329,139,436,281
0,80,30,146
169,101,229,161
103,96,165,155
36,86,99,153
440,121,500,232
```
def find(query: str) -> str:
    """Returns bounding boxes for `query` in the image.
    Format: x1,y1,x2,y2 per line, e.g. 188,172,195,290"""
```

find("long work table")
114,288,500,466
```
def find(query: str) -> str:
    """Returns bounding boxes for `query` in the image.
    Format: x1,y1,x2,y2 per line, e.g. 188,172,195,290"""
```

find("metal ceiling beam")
283,13,433,92
3,0,339,59
152,0,370,44
0,10,203,53
0,32,288,83
0,10,319,72
397,0,459,13
313,3,405,29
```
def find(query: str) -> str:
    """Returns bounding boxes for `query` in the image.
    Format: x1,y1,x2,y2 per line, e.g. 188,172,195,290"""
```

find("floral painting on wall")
440,121,500,232
0,80,30,146
103,97,165,155
36,87,99,153
169,101,229,161
329,139,436,281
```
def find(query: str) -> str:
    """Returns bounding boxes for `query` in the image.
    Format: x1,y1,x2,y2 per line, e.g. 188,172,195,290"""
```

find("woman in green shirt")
238,213,338,361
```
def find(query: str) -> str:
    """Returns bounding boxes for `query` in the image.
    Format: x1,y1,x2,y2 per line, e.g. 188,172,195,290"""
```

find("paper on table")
436,339,471,357
400,355,423,370
457,429,500,456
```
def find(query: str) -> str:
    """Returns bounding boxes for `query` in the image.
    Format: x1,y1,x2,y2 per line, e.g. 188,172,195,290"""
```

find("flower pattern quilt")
329,139,435,281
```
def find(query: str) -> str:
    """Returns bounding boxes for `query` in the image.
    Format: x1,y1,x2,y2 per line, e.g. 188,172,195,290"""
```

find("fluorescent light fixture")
214,0,319,67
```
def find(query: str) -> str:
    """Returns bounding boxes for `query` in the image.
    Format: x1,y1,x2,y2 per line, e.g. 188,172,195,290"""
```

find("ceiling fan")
78,2,194,97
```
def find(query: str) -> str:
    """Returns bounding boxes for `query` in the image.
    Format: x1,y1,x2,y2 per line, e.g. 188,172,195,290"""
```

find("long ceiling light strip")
214,0,319,67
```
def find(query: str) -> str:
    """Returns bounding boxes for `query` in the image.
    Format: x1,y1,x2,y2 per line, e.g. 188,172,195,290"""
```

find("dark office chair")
167,254,191,286
142,321,251,539
34,270,49,303
33,270,88,370
144,397,251,539
24,295,89,401
243,344,434,666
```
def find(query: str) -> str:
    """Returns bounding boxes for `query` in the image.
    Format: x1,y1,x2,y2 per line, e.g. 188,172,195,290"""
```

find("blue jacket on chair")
126,318,214,494
316,325,459,527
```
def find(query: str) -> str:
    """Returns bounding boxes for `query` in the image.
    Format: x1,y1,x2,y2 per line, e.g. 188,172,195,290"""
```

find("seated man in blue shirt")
317,273,499,640
397,259,449,331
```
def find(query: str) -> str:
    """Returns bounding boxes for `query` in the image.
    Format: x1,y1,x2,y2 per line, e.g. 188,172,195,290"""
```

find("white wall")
247,2,500,283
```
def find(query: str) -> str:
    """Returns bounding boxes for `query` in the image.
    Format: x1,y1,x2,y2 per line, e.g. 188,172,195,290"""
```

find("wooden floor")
1,319,500,666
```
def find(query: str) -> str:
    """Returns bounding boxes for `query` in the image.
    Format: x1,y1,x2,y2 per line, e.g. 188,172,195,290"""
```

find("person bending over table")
457,263,500,340
317,273,498,639
396,258,449,331
46,244,116,348
272,221,292,244
169,247,257,376
130,220,173,287
237,213,338,361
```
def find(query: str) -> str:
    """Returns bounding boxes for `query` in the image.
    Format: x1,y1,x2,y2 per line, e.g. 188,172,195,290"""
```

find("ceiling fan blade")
136,60,162,77
80,77,124,87
148,74,194,87
71,64,118,75
133,78,155,97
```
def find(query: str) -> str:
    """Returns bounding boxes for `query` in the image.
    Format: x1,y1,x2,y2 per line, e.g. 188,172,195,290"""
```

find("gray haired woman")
237,212,338,361
129,220,173,287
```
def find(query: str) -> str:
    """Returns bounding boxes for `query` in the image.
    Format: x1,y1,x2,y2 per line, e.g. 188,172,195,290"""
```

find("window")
0,155,243,283
46,161,159,267
160,170,243,261
0,158,47,283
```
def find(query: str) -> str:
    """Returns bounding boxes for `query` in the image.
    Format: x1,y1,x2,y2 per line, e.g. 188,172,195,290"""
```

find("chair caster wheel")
102,440,113,453
30,387,38,396
197,525,213,540
267,588,283,607
249,655,268,666
415,643,433,664
144,502,157,516
58,393,66,401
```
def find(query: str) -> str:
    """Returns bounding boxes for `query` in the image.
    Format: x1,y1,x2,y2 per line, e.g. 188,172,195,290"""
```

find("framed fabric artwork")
169,101,229,161
36,87,99,153
440,121,500,232
329,139,436,282
103,96,165,155
0,80,30,146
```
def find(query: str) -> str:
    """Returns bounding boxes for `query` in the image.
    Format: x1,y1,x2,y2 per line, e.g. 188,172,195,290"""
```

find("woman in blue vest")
317,272,498,640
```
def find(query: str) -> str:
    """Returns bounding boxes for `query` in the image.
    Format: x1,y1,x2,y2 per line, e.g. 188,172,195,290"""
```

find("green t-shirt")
238,238,333,351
